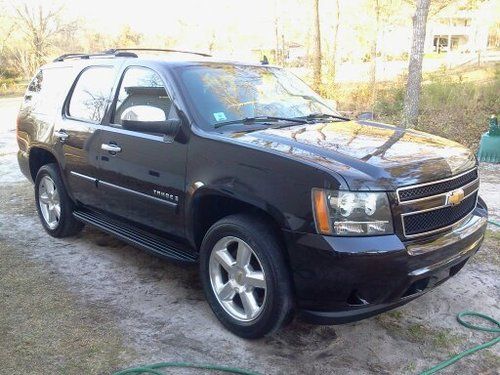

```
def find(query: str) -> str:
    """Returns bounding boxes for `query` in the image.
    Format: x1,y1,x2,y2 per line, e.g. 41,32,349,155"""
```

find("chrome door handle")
101,143,122,153
54,130,68,141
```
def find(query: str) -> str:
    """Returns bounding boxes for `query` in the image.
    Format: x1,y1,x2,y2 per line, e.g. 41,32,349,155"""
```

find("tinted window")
113,66,172,126
25,67,73,115
27,70,43,93
68,66,115,123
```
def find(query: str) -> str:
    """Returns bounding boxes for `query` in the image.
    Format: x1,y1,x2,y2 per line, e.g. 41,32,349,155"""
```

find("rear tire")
34,163,83,237
200,214,293,338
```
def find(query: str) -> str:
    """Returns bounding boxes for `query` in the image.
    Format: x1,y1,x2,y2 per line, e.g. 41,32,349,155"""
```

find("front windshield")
176,63,339,130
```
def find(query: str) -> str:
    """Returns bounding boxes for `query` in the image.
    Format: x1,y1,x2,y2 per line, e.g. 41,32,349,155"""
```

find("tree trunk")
370,0,380,110
312,0,322,92
330,0,340,83
275,17,280,64
282,33,286,66
402,0,431,128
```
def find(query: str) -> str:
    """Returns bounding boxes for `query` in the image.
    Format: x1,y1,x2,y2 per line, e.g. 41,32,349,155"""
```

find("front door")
95,65,187,237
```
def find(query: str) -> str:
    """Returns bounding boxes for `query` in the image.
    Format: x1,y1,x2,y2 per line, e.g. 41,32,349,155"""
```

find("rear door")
56,63,119,207
94,65,187,236
18,66,73,166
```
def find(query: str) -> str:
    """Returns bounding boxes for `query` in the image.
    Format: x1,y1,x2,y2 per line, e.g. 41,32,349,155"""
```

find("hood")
229,120,476,190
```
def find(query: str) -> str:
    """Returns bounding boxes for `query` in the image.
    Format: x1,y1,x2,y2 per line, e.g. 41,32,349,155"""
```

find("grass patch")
433,330,464,348
485,228,500,242
385,310,403,320
0,243,135,374
402,361,417,374
470,230,500,267
407,323,428,342
377,314,465,349
481,350,500,372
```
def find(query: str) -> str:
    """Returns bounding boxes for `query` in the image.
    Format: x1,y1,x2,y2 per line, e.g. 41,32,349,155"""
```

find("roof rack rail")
53,47,210,63
103,48,212,57
53,50,139,62
53,53,91,62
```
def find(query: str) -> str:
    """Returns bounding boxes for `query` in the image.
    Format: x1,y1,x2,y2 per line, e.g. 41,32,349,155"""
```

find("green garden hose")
114,311,499,375
112,362,261,375
487,219,500,227
419,311,500,375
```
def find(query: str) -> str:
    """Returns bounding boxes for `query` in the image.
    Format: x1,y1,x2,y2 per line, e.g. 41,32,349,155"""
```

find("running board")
73,209,197,263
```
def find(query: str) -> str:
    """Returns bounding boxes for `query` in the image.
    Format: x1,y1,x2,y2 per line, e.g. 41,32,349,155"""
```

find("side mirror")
120,105,181,137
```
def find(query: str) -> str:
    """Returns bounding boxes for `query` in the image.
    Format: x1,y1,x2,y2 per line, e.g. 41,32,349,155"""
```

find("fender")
185,183,288,249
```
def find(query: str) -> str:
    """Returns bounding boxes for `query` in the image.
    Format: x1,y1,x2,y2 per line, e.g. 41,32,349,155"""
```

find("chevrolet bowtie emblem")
446,188,465,206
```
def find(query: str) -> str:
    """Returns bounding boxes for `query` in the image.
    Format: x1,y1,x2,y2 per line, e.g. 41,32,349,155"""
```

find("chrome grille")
397,168,479,238
397,169,478,203
402,192,478,236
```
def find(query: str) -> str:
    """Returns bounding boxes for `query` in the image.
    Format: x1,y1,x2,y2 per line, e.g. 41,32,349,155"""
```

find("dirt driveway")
0,97,498,374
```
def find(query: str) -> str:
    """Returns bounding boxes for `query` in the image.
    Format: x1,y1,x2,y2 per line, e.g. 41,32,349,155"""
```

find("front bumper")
283,198,488,325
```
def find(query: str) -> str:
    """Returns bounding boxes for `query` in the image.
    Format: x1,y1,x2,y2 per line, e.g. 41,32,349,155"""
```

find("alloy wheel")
209,236,267,322
38,175,61,229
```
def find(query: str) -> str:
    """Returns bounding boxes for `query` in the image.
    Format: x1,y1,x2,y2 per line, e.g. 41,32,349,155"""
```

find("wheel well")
192,194,284,251
29,148,57,181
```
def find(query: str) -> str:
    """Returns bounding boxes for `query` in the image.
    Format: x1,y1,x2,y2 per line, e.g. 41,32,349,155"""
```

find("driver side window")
113,66,173,127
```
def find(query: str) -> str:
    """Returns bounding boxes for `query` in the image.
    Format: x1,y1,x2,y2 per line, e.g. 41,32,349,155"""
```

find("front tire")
34,163,83,237
200,214,293,338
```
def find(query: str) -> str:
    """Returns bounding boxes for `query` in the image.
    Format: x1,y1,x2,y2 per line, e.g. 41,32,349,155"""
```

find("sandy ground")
0,97,498,375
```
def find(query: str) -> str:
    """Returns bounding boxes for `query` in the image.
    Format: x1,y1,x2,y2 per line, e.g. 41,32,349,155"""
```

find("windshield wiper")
299,112,350,122
214,116,308,129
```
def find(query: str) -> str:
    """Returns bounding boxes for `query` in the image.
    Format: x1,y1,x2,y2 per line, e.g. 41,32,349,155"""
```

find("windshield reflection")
177,64,339,130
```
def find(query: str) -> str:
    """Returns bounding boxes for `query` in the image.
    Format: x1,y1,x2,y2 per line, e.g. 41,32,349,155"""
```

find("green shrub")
0,77,28,96
0,67,20,80
416,77,499,150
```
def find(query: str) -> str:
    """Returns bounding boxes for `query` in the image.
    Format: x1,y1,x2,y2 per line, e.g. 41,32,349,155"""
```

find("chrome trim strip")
398,178,479,206
406,215,487,255
396,167,478,204
99,180,178,208
70,171,97,182
402,192,479,239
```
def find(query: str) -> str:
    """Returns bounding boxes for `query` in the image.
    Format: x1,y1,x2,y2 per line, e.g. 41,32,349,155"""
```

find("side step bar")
73,209,197,263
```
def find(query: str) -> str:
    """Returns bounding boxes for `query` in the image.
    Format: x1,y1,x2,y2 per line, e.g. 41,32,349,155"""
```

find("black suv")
17,49,488,338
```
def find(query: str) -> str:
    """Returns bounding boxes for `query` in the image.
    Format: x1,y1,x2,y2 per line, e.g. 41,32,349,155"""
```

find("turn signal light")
312,189,332,234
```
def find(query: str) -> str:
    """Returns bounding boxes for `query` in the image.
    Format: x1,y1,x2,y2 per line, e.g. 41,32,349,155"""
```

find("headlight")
312,189,393,236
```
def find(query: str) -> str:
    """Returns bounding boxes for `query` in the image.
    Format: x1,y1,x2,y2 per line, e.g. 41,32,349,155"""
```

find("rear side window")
25,67,73,115
68,66,115,123
27,70,43,93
